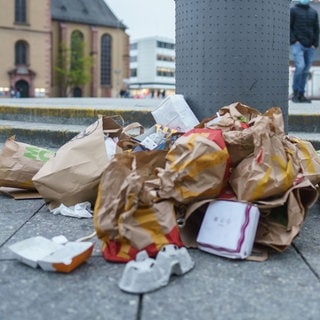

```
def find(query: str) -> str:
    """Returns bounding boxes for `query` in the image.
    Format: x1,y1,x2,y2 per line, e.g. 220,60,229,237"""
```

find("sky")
104,0,175,40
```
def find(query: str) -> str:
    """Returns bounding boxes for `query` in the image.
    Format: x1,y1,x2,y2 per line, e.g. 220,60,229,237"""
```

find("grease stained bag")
202,105,284,168
197,102,261,133
94,150,183,263
157,128,230,204
285,135,320,186
254,177,318,252
229,116,300,202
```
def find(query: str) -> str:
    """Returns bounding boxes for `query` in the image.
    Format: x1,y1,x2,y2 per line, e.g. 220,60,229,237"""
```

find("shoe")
291,91,300,103
298,95,312,103
292,95,300,103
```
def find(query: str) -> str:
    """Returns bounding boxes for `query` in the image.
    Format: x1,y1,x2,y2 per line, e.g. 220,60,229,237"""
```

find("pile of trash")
1,95,320,293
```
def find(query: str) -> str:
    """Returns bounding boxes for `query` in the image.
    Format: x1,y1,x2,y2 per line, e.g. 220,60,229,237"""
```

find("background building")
0,0,129,98
129,36,175,98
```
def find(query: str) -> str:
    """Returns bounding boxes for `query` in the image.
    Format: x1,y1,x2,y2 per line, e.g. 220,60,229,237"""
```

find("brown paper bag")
0,136,54,190
33,116,122,209
229,116,300,202
94,150,183,262
196,102,261,132
157,128,230,204
176,200,211,248
222,107,285,167
198,105,284,168
263,107,285,136
222,129,255,167
285,135,320,186
254,177,318,252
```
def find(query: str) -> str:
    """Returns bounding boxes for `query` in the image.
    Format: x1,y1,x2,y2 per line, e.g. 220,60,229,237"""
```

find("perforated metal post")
175,0,290,130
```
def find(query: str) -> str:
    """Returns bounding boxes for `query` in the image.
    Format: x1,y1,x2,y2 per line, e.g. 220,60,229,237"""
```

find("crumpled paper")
50,201,93,218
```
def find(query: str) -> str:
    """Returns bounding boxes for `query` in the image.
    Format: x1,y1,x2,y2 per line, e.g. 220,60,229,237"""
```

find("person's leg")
291,43,305,101
298,46,315,102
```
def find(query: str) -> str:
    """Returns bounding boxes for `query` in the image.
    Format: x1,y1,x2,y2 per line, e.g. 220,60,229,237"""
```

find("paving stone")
0,203,101,260
0,258,139,320
0,195,44,247
142,248,320,320
293,201,320,277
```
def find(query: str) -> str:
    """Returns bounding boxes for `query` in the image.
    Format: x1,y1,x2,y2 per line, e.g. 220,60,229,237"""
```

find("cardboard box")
9,236,94,272
196,200,260,259
151,95,199,132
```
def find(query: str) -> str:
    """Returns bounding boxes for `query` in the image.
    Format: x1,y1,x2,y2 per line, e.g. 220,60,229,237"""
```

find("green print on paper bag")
23,146,54,162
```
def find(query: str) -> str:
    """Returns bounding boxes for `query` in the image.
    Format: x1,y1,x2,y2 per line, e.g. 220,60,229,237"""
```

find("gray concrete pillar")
175,0,290,129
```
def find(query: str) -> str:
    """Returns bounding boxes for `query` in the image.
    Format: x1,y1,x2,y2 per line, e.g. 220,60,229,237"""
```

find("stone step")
0,98,156,128
288,114,320,133
288,132,320,150
1,100,320,133
0,119,85,148
0,98,320,149
0,119,319,151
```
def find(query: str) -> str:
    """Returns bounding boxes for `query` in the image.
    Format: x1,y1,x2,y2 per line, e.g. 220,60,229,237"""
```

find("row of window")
157,41,175,50
157,67,175,77
157,54,175,62
130,67,175,78
130,54,175,63
130,41,175,51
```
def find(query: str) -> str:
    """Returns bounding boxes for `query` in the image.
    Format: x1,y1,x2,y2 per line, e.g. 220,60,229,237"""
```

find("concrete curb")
0,99,320,149
288,114,320,133
0,105,155,127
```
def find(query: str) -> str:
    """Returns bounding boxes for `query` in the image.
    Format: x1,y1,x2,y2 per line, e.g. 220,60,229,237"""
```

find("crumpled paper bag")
157,128,230,204
94,150,183,262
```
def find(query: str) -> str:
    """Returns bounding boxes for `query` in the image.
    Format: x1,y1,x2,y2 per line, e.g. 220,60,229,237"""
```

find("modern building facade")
129,37,176,98
0,0,129,98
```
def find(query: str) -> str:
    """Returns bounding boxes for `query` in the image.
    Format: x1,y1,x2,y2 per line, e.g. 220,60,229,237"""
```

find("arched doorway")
73,87,82,97
15,80,29,97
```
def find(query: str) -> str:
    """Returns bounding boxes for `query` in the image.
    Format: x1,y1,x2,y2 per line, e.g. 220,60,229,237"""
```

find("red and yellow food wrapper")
157,128,230,204
229,116,300,202
94,150,183,263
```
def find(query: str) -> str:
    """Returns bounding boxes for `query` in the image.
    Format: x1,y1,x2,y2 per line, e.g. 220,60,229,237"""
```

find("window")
157,54,175,62
157,41,175,50
15,0,27,24
156,67,175,77
15,41,28,65
130,68,137,77
130,56,137,63
130,43,138,50
70,30,84,71
101,34,112,86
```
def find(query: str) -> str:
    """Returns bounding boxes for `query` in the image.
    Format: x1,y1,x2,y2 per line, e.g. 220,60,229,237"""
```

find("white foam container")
9,236,94,272
197,200,260,259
